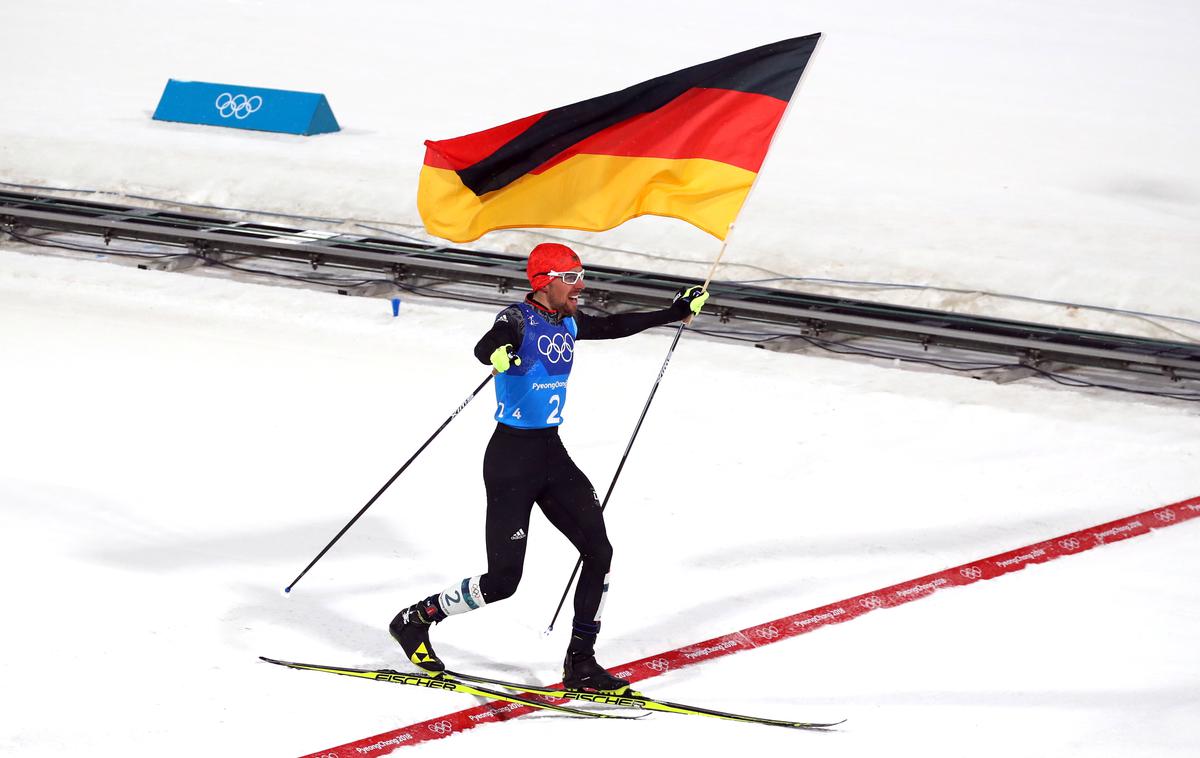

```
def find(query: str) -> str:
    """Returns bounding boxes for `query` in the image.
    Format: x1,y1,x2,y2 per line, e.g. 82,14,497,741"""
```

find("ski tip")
801,718,847,729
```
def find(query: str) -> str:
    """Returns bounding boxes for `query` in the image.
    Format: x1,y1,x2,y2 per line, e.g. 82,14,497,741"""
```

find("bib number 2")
545,394,561,425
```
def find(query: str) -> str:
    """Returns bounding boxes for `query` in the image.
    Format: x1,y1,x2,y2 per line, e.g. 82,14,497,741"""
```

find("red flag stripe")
530,87,786,175
424,87,785,178
423,112,546,171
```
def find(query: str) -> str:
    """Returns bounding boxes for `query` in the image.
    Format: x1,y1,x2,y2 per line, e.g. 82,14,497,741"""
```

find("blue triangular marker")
306,95,341,135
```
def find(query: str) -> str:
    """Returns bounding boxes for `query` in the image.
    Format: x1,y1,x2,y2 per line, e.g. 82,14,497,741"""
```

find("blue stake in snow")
391,297,401,317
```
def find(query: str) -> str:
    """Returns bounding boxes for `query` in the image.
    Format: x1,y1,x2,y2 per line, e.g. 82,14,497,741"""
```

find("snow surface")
2,0,1199,339
2,251,1199,757
2,2,1199,757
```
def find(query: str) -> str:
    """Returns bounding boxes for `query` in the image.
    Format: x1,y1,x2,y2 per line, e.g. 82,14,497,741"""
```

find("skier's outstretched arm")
576,286,708,341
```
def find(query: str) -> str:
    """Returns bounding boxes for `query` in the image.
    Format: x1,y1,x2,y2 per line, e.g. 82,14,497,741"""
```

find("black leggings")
479,424,612,627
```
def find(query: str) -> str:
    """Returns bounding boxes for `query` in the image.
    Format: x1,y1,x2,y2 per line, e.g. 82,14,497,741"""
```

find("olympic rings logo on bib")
214,92,263,120
537,333,574,364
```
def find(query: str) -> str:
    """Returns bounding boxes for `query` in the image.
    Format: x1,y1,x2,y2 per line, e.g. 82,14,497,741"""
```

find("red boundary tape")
303,495,1200,756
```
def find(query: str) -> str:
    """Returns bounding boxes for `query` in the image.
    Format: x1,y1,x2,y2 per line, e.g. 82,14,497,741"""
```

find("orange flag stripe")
418,153,755,243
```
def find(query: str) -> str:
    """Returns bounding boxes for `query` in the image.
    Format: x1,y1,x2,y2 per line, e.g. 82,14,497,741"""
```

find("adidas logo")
510,528,526,541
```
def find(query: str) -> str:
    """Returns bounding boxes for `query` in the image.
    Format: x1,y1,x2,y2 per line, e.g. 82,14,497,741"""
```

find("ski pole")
284,372,494,594
543,322,687,633
543,235,732,633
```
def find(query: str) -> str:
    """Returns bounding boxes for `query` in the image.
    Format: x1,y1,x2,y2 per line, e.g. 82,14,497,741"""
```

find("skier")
390,241,708,693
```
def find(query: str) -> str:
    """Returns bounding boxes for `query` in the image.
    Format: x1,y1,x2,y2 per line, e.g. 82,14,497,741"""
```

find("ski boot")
563,623,630,693
389,595,446,673
563,652,631,694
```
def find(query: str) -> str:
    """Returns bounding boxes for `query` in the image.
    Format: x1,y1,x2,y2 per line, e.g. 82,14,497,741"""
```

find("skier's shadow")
82,519,411,571
226,578,445,662
230,580,555,690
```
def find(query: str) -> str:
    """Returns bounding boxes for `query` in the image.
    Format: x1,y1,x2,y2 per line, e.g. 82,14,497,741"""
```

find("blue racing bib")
494,303,577,429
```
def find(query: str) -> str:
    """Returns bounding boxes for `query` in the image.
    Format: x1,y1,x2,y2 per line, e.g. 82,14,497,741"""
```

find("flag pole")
543,37,826,633
693,32,823,300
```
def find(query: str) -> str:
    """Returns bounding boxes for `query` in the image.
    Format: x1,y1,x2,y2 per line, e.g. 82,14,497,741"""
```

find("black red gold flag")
418,34,820,243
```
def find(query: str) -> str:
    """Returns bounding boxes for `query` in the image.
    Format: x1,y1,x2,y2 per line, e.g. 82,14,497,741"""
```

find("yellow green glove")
489,344,521,373
674,285,710,316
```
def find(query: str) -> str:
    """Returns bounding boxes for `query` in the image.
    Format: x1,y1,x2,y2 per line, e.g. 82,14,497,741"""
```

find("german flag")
417,34,821,243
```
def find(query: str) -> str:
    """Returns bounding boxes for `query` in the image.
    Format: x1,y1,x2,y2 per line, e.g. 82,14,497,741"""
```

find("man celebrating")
390,242,708,693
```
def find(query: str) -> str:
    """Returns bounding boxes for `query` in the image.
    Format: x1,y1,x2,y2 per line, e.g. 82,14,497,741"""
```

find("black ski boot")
562,624,630,693
389,595,447,673
563,653,631,693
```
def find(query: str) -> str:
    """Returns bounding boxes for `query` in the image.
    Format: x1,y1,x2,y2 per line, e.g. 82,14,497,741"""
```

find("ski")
447,669,845,730
258,656,643,720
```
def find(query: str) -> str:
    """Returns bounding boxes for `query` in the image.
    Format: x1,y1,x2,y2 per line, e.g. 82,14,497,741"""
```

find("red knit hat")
526,243,582,291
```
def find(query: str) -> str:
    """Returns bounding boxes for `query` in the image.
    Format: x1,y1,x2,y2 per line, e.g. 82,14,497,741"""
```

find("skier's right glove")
489,344,521,373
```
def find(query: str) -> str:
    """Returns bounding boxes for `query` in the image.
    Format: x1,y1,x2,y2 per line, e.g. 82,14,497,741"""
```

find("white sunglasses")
545,269,586,285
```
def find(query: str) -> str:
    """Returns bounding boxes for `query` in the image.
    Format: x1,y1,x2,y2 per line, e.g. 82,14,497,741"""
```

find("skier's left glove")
673,285,709,316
